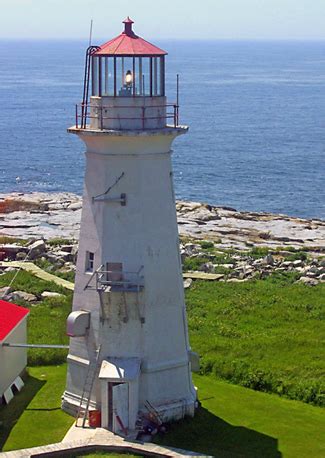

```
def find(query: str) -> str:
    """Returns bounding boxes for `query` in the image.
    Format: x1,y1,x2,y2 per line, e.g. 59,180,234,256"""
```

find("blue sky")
1,0,325,40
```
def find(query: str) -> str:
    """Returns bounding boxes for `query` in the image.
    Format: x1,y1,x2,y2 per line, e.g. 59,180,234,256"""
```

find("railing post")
142,106,145,130
100,106,103,130
176,73,180,127
75,104,78,129
174,105,177,128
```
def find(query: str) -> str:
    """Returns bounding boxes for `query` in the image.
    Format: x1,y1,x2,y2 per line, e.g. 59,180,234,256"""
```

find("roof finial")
123,16,134,36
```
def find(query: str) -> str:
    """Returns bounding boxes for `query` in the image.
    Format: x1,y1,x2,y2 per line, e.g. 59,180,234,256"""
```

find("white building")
0,300,29,404
62,17,198,434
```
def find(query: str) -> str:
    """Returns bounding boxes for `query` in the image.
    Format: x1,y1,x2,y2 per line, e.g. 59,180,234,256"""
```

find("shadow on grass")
0,375,46,451
156,407,282,458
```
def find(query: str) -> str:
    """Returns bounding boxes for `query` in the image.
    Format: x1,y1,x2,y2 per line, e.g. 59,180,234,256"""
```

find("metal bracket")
92,193,126,206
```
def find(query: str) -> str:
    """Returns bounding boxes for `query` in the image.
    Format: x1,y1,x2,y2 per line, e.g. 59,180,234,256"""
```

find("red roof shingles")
0,300,29,342
94,17,167,57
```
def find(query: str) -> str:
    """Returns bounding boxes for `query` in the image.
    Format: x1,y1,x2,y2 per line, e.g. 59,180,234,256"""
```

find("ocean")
0,40,324,219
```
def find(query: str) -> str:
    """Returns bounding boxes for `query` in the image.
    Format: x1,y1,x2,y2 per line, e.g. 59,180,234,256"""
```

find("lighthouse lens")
125,70,133,85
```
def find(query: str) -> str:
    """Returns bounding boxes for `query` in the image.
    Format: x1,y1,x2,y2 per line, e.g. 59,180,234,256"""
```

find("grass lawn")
2,365,324,457
0,270,71,365
186,274,325,405
156,375,325,458
0,365,74,451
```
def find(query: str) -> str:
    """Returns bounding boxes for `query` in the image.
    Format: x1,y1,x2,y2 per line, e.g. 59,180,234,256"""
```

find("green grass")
186,273,325,406
0,236,27,246
2,367,325,458
0,271,72,365
47,238,75,247
156,375,325,458
0,365,74,451
34,257,76,283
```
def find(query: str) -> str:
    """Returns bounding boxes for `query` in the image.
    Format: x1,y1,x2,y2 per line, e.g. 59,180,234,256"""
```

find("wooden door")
112,382,129,434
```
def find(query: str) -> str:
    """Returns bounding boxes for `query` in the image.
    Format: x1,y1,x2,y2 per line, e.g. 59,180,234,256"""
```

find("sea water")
0,40,324,219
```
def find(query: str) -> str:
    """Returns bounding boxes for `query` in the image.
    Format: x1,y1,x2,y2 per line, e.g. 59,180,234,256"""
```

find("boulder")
11,290,37,302
183,278,193,289
0,286,11,300
45,253,64,267
41,291,65,299
298,277,319,286
200,262,215,273
16,251,27,261
55,250,74,262
28,240,46,260
262,254,274,266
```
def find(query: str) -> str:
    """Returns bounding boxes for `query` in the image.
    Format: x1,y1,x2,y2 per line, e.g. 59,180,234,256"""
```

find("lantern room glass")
91,56,165,97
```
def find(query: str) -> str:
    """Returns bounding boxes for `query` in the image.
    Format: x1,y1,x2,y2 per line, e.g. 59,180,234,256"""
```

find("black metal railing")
75,102,180,130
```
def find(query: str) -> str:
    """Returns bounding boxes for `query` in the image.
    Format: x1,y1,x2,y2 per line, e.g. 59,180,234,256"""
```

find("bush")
199,241,214,250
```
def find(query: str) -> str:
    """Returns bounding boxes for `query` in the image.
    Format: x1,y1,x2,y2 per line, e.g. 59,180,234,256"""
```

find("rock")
262,254,274,266
183,278,193,289
318,273,325,282
200,262,215,273
298,277,319,286
55,250,73,262
41,291,64,299
0,286,11,299
11,290,37,302
28,240,46,259
45,253,65,267
183,243,199,256
16,251,27,260
281,261,293,268
60,245,74,253
68,202,82,211
4,267,18,273
293,259,304,267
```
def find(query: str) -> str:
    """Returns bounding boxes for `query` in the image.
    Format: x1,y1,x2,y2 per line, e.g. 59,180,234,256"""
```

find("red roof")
0,300,29,342
94,17,167,57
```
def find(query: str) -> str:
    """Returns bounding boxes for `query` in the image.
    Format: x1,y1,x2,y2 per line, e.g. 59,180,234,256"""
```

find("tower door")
112,382,129,434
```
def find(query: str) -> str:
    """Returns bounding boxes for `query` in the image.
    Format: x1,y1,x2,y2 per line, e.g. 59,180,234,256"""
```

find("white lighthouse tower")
62,17,197,434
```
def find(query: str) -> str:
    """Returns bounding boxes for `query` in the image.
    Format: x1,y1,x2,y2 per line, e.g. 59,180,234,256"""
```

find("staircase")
75,345,102,428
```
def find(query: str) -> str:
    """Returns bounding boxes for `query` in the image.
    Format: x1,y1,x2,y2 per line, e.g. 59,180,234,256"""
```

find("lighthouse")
62,17,197,434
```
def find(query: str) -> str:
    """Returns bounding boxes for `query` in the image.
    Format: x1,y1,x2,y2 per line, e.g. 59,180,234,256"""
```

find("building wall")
0,320,27,397
63,128,196,422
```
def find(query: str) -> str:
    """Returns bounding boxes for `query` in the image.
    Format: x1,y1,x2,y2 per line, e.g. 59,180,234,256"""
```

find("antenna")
89,19,93,47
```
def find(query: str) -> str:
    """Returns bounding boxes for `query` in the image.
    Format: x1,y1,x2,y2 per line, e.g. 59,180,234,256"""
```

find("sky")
1,0,324,40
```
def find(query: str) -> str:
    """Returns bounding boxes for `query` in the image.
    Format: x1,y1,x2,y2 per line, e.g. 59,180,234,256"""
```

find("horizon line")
1,37,325,42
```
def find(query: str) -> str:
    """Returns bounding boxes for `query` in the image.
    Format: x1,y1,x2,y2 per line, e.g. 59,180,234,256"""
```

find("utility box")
67,311,90,337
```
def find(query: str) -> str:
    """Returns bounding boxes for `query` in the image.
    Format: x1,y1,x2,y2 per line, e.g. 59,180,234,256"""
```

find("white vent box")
67,310,90,337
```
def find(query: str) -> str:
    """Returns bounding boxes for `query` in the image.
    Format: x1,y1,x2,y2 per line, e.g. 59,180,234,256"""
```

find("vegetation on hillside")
186,273,325,406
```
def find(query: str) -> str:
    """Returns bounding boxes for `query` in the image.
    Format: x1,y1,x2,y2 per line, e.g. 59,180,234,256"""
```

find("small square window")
85,251,95,273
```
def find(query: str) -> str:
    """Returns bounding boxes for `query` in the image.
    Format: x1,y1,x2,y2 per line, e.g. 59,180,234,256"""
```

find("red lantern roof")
0,300,29,342
94,17,167,57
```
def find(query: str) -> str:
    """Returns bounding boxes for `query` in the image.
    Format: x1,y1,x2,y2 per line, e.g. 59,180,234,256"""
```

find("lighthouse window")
85,251,95,273
92,56,165,97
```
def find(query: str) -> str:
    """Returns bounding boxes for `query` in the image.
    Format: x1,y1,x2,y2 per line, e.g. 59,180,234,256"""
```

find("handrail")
84,265,145,292
75,102,180,129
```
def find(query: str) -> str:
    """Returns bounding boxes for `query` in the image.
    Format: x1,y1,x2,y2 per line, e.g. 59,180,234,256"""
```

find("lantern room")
91,17,166,98
77,18,179,131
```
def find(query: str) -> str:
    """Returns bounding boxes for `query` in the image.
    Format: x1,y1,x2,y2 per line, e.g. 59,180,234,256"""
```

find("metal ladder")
76,345,102,428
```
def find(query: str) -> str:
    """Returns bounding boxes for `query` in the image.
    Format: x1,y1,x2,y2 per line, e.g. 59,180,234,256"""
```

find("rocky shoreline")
0,192,324,288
